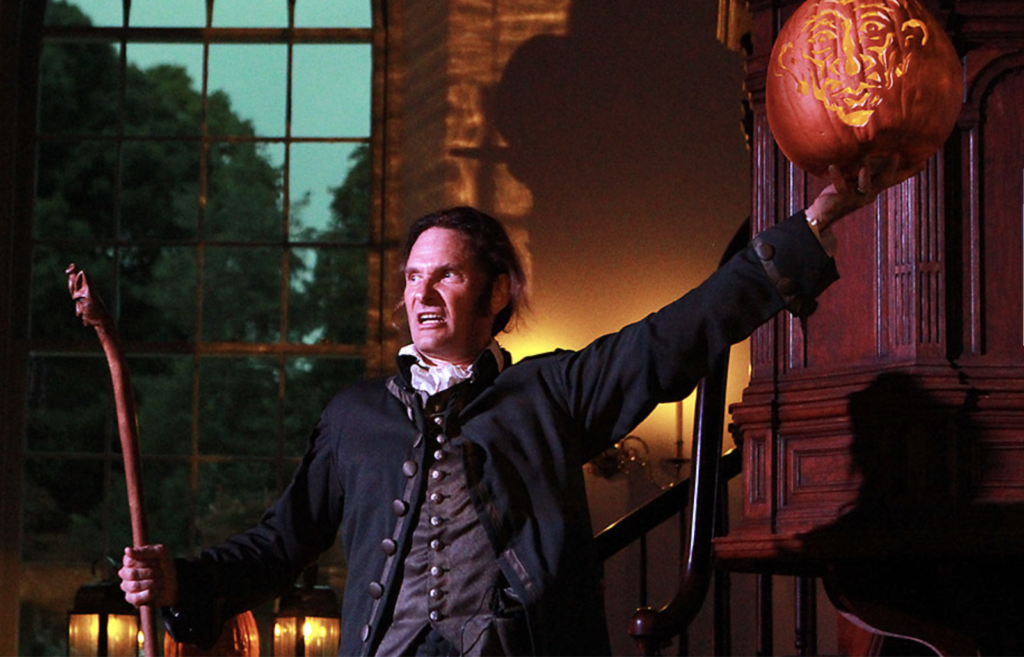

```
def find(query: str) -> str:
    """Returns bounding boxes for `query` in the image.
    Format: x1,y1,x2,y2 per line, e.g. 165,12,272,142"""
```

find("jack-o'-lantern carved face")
765,0,961,180
777,0,928,127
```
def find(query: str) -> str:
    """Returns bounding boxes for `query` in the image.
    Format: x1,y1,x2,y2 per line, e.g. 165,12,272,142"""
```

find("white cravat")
398,341,505,397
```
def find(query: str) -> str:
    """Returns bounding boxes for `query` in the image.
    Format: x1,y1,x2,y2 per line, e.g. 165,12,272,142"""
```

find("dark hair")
401,206,528,335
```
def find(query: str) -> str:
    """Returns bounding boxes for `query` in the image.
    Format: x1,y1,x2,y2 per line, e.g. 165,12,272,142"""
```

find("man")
121,162,901,655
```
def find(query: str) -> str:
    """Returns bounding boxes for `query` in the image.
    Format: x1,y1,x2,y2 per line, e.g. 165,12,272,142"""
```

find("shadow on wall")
483,0,751,350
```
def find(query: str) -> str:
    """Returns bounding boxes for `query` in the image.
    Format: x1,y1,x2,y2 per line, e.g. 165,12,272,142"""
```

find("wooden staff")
67,264,159,657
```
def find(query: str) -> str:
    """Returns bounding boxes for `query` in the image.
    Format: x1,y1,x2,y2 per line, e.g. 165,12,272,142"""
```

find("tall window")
20,1,382,652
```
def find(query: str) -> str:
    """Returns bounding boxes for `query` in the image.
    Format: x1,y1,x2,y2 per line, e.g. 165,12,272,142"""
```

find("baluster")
794,576,817,656
756,574,773,656
640,531,648,607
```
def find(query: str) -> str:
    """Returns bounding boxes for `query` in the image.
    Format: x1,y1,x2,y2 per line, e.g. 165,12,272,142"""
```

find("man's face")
403,227,498,366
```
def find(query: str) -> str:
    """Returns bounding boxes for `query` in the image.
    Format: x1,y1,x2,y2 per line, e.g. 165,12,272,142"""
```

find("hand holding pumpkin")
805,155,917,231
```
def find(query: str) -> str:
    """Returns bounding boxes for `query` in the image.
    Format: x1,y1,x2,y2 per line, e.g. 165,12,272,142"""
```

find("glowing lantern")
67,559,143,657
273,565,341,657
164,611,259,656
766,0,963,182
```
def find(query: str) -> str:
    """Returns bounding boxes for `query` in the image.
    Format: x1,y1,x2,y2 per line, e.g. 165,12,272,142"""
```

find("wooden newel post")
67,264,159,657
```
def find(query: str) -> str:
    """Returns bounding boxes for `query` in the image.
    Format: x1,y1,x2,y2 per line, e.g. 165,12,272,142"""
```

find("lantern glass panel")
274,616,297,656
68,613,100,656
106,614,140,657
303,617,340,657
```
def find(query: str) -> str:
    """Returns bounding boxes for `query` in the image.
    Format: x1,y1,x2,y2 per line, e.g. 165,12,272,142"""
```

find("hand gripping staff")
67,264,159,657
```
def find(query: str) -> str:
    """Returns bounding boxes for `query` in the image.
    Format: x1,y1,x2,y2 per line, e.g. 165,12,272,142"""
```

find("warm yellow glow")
106,614,139,657
68,614,100,656
302,617,341,657
273,618,297,656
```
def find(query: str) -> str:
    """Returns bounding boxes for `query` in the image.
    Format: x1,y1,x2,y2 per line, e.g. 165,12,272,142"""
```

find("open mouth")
417,312,445,326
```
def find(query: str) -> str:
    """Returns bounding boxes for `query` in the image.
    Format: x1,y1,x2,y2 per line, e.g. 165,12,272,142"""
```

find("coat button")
392,499,409,516
402,460,418,477
754,241,775,260
776,277,798,296
368,581,384,599
361,624,371,642
381,538,398,556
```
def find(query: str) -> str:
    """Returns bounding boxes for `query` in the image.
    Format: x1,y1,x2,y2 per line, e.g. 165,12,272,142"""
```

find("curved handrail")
67,264,158,657
624,218,750,655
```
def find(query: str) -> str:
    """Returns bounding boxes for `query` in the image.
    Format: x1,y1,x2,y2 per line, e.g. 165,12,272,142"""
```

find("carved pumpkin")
164,611,260,657
766,0,963,182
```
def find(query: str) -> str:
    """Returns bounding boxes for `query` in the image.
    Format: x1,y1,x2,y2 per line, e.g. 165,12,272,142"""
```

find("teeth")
419,313,444,324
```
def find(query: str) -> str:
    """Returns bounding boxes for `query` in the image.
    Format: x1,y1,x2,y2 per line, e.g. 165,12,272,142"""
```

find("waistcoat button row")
433,449,446,461
429,492,445,504
433,416,444,426
429,587,444,600
430,539,444,551
430,469,444,481
429,565,445,578
429,610,442,622
430,515,443,527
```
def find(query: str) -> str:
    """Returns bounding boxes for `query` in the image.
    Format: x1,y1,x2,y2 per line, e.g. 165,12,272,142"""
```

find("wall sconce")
273,564,340,657
68,558,142,657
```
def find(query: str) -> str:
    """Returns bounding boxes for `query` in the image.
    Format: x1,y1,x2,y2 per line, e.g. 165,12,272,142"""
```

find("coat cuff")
751,211,840,318
161,558,227,649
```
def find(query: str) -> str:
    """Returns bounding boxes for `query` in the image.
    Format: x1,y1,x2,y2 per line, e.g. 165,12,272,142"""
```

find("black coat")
165,212,837,655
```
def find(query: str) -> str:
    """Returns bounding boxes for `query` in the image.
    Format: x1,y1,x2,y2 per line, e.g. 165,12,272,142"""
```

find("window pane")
34,140,117,241
144,460,193,555
292,44,372,137
128,0,206,28
31,246,115,342
53,0,122,27
133,357,194,456
125,44,205,136
26,356,112,454
206,142,284,242
121,141,201,239
295,0,372,28
23,458,105,562
212,0,287,27
289,247,368,344
203,247,282,342
289,142,370,242
39,40,121,136
284,357,365,456
198,357,280,455
119,247,198,342
208,45,287,137
197,461,278,545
